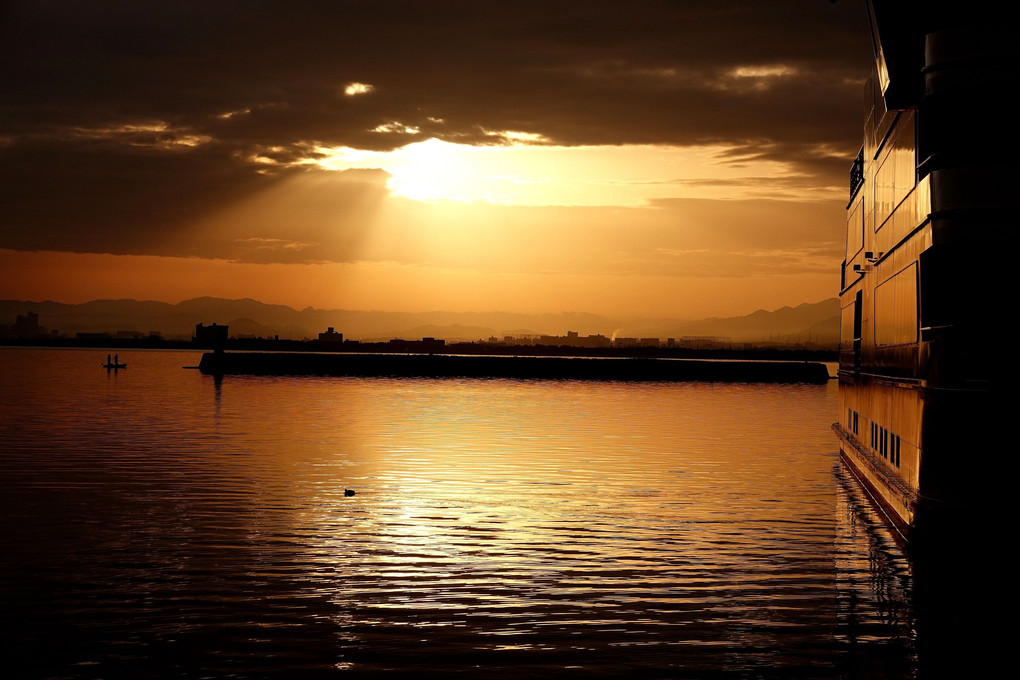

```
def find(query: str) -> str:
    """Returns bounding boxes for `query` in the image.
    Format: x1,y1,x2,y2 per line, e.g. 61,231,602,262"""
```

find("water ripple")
0,348,914,678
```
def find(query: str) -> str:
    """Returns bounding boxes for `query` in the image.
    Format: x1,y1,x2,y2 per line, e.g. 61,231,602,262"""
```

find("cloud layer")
1,1,869,274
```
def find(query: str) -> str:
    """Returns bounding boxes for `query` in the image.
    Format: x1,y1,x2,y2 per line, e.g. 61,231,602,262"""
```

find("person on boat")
107,353,111,365
114,353,119,365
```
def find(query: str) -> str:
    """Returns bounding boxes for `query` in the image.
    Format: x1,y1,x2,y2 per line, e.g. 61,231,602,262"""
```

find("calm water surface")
0,348,914,678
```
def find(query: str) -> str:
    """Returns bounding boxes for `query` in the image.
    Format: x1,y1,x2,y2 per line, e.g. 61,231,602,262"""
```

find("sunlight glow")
484,129,551,144
344,82,375,96
71,120,211,149
216,108,252,119
731,65,795,79
372,121,421,135
720,65,798,92
302,138,821,206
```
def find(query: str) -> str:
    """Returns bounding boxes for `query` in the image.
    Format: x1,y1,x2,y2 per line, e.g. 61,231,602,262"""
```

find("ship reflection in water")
1,348,924,678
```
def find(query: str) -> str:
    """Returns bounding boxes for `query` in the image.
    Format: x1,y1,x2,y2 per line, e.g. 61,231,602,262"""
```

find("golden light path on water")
0,348,914,678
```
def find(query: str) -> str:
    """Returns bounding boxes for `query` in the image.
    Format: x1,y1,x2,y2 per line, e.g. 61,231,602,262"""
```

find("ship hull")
834,4,1016,545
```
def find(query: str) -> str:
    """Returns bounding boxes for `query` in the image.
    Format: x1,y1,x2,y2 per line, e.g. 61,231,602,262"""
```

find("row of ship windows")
846,408,902,469
870,422,901,468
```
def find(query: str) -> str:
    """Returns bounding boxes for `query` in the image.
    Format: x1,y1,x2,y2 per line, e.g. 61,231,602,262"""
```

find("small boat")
102,362,127,369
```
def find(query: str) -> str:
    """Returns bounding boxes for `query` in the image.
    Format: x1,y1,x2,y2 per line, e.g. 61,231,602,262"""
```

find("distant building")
678,336,730,350
532,331,614,348
421,337,445,352
12,311,44,339
575,334,612,349
318,327,343,342
194,323,229,347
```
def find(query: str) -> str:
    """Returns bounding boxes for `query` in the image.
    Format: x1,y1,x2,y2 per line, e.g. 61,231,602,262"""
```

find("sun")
384,139,488,202
311,138,514,203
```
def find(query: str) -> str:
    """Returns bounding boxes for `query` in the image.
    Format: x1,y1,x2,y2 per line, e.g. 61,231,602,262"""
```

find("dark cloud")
0,0,870,259
0,135,390,260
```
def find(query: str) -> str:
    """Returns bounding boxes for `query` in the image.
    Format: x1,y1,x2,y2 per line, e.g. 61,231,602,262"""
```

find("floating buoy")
344,488,356,497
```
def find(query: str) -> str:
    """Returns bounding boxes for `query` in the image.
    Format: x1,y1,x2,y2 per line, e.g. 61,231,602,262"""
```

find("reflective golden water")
0,348,914,678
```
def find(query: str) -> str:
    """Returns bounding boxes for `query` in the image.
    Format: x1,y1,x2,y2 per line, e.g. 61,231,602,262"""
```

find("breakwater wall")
198,352,830,384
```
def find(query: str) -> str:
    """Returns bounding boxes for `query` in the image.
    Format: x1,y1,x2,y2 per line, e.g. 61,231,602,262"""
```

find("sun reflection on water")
0,349,915,677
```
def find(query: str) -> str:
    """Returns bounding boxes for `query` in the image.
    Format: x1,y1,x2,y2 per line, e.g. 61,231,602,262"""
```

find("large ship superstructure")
833,2,1013,544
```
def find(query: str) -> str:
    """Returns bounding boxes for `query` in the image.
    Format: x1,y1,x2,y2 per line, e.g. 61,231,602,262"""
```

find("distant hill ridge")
0,297,839,345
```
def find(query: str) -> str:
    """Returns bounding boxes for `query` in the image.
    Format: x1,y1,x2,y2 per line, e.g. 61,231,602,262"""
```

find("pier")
197,351,830,383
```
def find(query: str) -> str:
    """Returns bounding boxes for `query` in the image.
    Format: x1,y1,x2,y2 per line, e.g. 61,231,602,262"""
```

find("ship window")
894,435,901,468
846,198,864,260
875,263,919,346
853,412,859,435
840,304,856,351
874,112,916,231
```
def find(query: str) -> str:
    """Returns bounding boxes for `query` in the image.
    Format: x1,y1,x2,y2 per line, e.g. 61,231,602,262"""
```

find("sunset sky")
1,1,870,319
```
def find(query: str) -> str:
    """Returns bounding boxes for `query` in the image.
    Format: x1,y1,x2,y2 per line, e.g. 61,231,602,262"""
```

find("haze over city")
1,1,869,319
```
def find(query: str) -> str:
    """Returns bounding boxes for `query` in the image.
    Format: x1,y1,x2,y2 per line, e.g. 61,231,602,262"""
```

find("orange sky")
0,248,836,320
0,2,867,319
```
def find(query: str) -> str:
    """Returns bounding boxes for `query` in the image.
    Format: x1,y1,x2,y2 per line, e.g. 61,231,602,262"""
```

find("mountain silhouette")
1,297,838,345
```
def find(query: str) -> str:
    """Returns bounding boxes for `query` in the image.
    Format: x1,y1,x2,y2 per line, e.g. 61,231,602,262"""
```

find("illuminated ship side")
833,2,1014,545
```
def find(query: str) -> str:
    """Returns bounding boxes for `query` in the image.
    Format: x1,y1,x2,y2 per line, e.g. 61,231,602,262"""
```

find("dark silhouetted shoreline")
1,335,835,362
198,351,830,384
